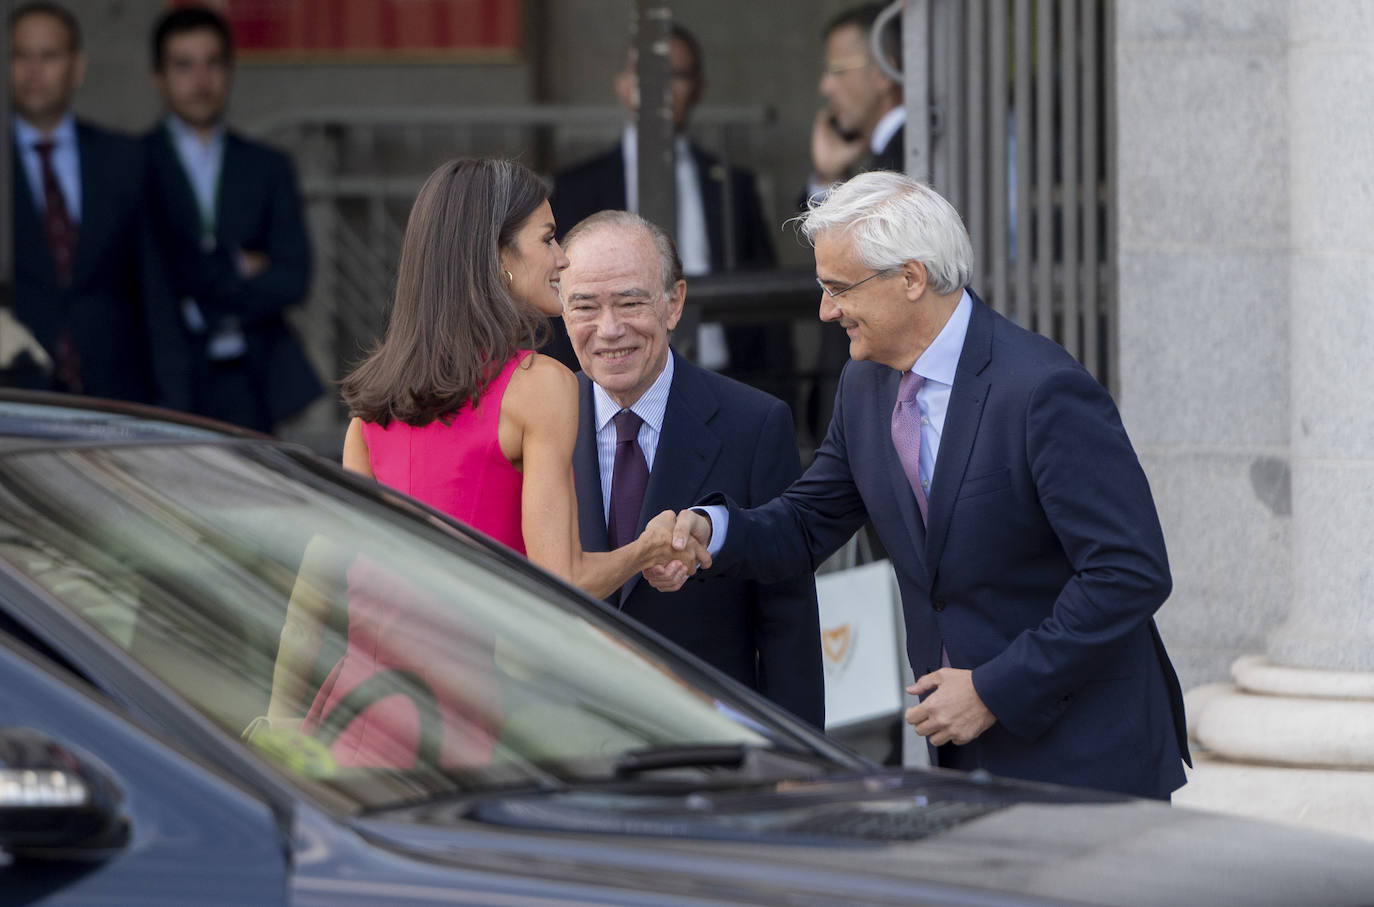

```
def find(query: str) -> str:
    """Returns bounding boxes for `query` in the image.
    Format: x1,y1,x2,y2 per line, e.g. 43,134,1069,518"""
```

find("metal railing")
903,0,1116,388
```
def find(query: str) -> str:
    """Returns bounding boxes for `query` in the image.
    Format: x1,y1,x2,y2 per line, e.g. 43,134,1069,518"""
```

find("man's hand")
237,249,271,278
810,108,868,185
905,668,997,747
0,309,52,371
643,509,713,592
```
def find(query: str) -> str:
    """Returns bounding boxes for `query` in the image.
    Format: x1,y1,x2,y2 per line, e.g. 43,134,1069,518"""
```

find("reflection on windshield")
0,444,787,809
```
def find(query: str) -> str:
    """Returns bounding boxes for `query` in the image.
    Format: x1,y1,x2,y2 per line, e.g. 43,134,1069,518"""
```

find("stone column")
1115,3,1292,692
1176,3,1374,842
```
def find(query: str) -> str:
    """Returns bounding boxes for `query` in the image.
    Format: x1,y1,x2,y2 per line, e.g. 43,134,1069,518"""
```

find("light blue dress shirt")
13,114,81,222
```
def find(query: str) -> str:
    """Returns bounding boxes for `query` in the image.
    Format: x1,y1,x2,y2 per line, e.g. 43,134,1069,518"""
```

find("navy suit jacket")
573,353,824,727
143,126,322,427
711,295,1188,798
551,143,775,271
10,121,187,406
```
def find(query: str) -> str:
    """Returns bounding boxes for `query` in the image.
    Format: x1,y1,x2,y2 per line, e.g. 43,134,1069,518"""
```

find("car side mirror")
0,727,129,860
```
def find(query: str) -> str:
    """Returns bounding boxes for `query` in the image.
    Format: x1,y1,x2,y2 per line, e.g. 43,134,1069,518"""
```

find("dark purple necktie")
33,140,82,393
607,409,649,550
33,141,76,286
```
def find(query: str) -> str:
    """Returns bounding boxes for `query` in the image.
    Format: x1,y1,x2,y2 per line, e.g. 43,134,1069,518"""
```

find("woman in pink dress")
266,159,706,769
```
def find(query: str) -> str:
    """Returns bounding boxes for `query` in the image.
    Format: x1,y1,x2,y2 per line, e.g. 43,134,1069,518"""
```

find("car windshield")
0,441,831,810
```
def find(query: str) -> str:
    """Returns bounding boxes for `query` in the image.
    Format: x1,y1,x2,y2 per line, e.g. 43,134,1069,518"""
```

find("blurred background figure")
8,1,185,406
805,3,905,202
549,23,791,403
142,5,320,433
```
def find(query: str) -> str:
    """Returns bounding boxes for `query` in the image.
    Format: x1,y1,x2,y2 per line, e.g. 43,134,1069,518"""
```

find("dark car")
2,392,1373,906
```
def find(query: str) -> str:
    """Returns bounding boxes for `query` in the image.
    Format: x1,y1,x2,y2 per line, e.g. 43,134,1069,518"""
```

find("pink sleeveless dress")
301,352,531,769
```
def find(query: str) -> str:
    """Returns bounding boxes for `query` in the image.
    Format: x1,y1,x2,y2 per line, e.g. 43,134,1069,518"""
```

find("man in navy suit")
662,172,1189,799
560,210,823,728
142,6,321,433
7,1,187,405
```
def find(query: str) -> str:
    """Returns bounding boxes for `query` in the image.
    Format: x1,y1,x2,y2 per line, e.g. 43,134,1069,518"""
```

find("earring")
503,269,514,286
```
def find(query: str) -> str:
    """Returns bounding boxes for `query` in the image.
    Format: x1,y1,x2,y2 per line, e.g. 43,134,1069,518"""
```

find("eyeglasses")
822,56,871,76
817,269,893,298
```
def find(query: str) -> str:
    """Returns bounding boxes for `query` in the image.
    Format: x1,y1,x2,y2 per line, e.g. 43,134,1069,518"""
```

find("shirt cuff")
695,505,729,559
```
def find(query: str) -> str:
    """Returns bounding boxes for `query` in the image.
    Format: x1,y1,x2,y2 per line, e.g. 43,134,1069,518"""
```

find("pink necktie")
893,371,951,668
891,371,928,525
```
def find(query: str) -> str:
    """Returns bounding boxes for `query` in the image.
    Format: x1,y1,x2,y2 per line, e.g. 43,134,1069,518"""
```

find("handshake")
636,509,715,592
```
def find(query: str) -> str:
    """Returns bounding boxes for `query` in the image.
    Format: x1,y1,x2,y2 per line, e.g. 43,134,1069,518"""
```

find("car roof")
0,390,270,449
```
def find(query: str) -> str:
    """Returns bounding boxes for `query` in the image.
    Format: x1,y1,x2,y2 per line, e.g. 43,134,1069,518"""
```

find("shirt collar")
620,125,694,161
164,113,226,151
13,112,76,150
911,289,972,386
593,350,675,433
871,105,906,156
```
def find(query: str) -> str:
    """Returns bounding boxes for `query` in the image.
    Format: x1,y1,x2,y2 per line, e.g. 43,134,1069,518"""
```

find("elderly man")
560,211,823,727
663,172,1189,799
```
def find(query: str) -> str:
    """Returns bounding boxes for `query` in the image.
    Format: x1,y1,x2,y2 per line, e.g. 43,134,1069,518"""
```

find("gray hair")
800,171,973,295
562,210,684,295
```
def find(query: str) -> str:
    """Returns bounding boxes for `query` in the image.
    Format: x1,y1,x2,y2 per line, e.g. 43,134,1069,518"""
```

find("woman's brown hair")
341,158,550,426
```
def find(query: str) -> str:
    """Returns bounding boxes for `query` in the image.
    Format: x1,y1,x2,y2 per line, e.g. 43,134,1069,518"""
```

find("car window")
0,443,795,810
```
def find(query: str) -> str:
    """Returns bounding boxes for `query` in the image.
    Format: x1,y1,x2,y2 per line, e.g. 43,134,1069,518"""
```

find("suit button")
932,598,947,612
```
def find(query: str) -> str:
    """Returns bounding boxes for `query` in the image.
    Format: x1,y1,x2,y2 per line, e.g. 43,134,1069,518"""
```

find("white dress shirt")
620,127,710,276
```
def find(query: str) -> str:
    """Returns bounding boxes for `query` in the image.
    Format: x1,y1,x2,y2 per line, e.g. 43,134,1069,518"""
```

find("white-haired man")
660,171,1190,800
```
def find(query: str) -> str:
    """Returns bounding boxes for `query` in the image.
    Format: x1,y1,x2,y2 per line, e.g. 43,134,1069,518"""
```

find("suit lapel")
11,144,58,292
641,354,722,526
152,127,206,240
622,355,721,605
573,374,609,552
925,294,994,575
215,134,244,240
69,124,104,286
878,367,930,586
690,145,726,271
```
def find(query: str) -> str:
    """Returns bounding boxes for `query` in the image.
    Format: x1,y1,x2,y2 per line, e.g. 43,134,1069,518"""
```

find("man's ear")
901,260,928,301
72,51,87,90
664,279,687,330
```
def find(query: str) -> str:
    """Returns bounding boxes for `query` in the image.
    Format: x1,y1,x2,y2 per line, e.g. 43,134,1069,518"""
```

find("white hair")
800,171,974,295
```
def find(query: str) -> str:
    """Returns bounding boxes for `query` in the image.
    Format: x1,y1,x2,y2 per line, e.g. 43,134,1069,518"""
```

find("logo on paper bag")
821,623,854,674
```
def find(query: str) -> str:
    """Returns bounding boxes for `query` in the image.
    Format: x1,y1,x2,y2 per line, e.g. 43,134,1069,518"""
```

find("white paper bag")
816,558,904,729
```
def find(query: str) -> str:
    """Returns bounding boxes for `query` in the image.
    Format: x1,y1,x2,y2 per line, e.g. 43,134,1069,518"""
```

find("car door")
0,634,289,905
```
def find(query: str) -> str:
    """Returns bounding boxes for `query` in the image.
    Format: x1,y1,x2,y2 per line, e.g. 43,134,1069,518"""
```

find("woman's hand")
635,510,711,590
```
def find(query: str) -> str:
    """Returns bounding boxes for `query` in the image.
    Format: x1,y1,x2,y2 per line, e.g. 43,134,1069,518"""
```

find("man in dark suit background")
142,6,321,433
549,25,787,401
806,3,906,200
8,1,187,406
662,172,1189,799
560,210,822,728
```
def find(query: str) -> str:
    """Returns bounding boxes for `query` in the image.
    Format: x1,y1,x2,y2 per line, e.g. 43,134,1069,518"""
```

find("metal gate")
895,0,1115,388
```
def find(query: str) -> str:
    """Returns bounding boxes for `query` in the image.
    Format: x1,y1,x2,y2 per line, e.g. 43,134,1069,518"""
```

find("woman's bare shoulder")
508,352,578,401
